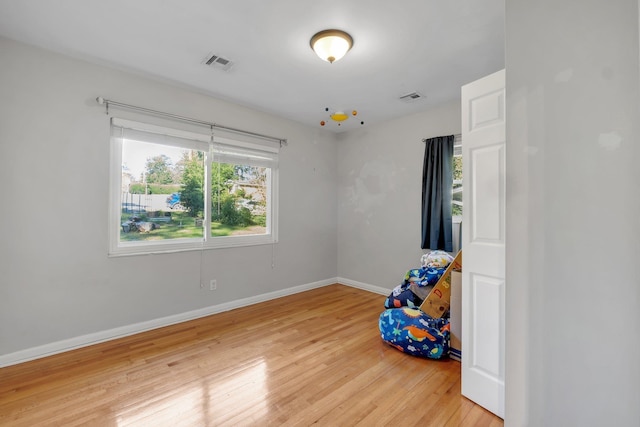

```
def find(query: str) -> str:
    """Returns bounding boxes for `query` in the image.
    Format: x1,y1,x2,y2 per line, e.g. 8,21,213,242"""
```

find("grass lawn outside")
120,211,265,241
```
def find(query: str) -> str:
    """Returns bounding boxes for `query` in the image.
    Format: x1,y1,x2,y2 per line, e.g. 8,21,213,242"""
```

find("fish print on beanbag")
378,307,450,359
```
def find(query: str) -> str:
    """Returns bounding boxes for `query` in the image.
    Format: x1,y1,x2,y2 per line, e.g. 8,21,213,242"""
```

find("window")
109,118,279,256
452,136,463,220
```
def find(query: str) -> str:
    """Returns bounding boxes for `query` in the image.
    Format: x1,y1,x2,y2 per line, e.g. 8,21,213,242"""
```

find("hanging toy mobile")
320,107,364,127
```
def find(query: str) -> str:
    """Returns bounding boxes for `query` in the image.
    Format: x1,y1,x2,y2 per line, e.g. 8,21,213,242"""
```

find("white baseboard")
337,277,391,296
0,278,335,368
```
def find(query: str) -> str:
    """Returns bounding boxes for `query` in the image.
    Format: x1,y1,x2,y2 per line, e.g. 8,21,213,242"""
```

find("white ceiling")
0,0,505,132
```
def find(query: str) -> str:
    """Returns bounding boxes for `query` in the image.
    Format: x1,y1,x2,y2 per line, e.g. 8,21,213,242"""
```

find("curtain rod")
96,97,288,146
422,133,462,142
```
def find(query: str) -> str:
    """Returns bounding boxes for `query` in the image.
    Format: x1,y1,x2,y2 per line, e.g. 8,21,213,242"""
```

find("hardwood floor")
0,284,503,426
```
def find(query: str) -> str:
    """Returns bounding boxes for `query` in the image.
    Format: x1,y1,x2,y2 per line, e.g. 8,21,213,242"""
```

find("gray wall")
336,101,461,288
0,37,338,357
505,1,640,425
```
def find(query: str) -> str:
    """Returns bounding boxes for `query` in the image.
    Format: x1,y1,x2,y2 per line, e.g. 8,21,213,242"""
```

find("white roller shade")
213,136,279,168
111,117,210,152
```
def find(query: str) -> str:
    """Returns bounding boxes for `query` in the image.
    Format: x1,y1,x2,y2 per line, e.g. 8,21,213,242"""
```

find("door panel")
470,273,504,377
461,69,506,418
470,144,505,243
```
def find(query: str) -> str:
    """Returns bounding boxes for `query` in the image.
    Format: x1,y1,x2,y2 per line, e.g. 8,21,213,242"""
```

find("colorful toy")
320,107,364,127
382,251,454,309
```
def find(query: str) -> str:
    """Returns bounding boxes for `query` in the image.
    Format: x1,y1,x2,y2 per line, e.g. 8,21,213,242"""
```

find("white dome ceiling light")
310,29,353,64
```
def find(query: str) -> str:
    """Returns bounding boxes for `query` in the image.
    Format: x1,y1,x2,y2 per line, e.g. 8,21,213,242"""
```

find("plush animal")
421,250,454,269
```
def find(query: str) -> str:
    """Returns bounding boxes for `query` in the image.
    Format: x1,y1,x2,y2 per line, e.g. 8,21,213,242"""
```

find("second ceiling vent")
202,53,234,71
399,91,425,102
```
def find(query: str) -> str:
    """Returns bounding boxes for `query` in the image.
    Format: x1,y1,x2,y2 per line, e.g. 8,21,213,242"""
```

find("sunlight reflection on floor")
115,358,268,426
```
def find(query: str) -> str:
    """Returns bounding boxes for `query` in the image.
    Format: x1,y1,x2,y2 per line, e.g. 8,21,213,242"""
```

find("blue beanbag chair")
383,282,423,309
383,267,446,309
379,307,450,359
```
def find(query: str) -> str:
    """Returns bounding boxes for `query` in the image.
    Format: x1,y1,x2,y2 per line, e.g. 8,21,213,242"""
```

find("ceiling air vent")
399,91,424,102
202,53,234,71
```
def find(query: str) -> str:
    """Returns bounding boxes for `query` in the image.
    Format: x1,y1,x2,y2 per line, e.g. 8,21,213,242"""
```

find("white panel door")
461,69,506,418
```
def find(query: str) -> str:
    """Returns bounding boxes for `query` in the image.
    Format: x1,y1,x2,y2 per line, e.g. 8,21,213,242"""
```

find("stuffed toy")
420,250,454,269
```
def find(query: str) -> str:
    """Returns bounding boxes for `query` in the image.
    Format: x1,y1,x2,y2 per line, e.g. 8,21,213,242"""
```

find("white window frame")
109,118,279,257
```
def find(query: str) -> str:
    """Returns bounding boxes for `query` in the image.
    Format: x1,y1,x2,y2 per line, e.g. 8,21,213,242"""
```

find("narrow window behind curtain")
421,135,454,252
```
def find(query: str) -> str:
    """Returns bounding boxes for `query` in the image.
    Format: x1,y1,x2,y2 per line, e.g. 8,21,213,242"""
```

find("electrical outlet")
200,282,204,289
209,279,217,291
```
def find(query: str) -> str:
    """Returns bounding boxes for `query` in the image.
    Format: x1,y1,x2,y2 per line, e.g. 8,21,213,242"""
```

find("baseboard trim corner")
337,277,391,296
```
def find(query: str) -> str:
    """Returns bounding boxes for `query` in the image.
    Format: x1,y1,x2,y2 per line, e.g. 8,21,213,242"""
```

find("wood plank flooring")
0,284,503,426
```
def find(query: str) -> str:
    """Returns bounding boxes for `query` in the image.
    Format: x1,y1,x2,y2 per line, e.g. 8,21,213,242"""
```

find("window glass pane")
210,162,269,237
452,154,463,217
120,139,205,242
452,184,463,216
110,117,279,255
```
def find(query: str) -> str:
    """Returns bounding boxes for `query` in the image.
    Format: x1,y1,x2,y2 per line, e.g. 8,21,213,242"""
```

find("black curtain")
421,135,454,252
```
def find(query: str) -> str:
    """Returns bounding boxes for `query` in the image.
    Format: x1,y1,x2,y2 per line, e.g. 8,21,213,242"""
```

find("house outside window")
109,118,279,256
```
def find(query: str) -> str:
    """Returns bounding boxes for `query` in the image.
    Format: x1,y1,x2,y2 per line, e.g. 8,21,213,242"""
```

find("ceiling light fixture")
310,29,353,64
